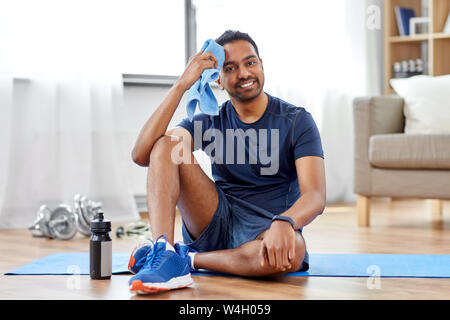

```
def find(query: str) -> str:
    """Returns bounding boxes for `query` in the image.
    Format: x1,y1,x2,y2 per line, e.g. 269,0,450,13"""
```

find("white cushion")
390,75,450,134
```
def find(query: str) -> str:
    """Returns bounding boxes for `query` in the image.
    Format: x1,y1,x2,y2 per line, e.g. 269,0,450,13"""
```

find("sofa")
353,95,450,226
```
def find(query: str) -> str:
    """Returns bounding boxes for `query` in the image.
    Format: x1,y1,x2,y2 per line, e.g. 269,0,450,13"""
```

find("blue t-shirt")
177,92,323,209
176,92,323,251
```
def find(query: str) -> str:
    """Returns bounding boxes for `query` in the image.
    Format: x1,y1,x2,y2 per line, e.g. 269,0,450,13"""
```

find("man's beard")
229,78,264,102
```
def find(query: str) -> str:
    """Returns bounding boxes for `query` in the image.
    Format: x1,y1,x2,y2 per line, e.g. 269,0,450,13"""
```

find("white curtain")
0,0,139,228
195,0,384,203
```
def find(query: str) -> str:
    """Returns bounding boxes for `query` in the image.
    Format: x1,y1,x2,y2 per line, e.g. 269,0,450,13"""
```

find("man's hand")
177,50,218,91
260,220,296,271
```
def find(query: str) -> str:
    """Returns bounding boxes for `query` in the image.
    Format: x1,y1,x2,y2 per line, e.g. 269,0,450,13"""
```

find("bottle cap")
90,211,111,232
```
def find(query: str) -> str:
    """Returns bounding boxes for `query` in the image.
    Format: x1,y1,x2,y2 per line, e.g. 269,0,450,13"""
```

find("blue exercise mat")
5,253,130,275
5,253,450,278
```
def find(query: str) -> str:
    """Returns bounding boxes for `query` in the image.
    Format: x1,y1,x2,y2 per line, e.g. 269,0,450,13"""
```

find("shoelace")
135,242,154,269
176,244,191,258
137,235,167,270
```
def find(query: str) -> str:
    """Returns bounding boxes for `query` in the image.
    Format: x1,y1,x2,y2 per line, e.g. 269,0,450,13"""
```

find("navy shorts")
181,184,309,272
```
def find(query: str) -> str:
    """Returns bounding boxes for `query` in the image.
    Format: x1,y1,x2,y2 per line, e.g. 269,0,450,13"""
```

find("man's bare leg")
192,231,306,277
146,132,218,245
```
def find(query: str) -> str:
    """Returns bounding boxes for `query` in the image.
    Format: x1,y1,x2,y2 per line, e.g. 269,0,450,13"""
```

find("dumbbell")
73,194,103,236
29,204,78,240
29,205,51,238
29,195,103,240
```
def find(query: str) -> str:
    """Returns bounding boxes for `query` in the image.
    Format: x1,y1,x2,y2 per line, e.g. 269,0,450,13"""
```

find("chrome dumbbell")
29,204,78,240
29,205,52,238
73,194,103,236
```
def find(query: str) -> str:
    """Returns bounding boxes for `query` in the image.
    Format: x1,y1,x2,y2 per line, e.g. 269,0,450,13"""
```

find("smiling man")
128,30,326,294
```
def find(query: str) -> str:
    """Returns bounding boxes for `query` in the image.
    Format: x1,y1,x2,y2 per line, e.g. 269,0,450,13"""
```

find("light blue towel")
186,39,225,121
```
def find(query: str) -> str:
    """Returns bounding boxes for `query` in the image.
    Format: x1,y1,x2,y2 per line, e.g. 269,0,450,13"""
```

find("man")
128,30,326,294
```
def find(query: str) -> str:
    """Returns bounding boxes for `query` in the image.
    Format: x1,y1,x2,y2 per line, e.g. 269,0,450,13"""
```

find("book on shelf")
395,6,415,36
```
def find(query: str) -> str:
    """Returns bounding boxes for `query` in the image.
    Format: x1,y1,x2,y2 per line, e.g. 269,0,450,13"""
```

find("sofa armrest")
353,96,404,195
354,95,405,135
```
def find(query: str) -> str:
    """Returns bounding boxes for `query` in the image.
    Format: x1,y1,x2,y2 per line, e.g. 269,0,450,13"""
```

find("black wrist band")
271,215,295,229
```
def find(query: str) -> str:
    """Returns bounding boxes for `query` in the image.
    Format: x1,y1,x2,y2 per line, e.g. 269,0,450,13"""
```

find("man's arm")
131,51,217,167
281,156,326,227
260,156,326,270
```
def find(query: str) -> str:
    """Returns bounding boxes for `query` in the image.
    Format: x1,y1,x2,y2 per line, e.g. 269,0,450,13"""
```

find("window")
0,0,186,77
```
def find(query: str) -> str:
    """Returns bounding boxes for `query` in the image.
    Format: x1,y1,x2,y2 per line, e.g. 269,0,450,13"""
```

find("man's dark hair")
215,30,260,58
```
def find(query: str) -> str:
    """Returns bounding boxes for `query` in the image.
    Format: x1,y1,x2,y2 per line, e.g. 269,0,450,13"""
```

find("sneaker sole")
129,273,193,294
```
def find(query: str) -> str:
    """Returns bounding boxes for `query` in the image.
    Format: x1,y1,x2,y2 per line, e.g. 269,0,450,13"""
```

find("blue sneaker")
174,242,197,272
128,240,153,274
129,235,193,294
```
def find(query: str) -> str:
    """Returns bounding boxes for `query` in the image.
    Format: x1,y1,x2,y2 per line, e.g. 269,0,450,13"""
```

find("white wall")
119,84,229,197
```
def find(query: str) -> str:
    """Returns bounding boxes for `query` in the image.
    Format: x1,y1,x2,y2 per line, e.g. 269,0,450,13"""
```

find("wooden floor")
1,198,449,300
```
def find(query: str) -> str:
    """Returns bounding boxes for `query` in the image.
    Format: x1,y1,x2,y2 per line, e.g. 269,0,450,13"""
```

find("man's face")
218,40,264,102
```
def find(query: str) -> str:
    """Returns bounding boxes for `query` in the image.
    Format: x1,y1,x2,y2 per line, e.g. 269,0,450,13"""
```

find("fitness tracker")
271,215,295,229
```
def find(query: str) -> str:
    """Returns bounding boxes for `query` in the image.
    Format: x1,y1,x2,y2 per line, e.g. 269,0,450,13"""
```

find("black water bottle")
89,211,112,280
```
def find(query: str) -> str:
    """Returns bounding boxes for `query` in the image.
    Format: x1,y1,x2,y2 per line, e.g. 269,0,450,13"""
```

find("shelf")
388,33,450,43
433,33,450,39
384,0,450,94
389,34,429,43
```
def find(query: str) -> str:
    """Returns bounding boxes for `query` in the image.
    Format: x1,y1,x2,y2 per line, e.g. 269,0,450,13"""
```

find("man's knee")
288,233,306,272
260,232,306,276
150,135,191,164
237,233,306,277
151,135,177,153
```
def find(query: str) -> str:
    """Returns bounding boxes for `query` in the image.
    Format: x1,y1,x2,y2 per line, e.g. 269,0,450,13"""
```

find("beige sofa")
353,96,450,226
